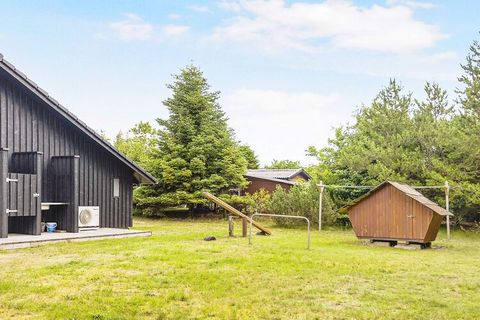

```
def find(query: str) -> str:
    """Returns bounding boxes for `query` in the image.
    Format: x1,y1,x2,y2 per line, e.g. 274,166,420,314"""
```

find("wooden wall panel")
0,70,134,230
243,177,293,194
0,149,8,237
6,173,37,217
348,183,442,243
7,152,42,235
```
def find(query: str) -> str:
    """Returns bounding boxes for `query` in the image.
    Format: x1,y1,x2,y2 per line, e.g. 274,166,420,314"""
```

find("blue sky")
0,0,477,165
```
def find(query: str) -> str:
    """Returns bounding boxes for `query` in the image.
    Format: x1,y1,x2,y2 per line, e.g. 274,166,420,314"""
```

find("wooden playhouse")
345,181,451,246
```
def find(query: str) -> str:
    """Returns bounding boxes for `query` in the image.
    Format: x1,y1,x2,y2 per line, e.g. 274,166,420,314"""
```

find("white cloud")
109,13,153,41
386,0,435,9
222,88,345,164
162,25,190,36
217,0,242,11
214,0,446,54
169,13,181,20
103,14,190,41
189,5,210,12
428,51,458,63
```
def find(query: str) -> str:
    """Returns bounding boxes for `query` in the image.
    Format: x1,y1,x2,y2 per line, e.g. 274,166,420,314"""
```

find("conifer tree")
135,65,247,212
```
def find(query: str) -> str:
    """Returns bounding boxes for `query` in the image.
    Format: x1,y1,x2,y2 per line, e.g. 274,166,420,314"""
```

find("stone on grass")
204,236,216,241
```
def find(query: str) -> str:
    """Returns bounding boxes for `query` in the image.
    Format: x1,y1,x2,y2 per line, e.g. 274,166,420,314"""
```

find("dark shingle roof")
246,168,311,180
0,53,156,184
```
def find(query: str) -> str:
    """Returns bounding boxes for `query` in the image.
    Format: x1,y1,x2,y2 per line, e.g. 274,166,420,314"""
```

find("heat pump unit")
78,206,100,230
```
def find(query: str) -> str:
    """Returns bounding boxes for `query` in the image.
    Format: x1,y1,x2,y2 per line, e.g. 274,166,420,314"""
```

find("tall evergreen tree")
136,65,247,212
307,80,456,210
333,79,416,184
239,144,260,169
457,37,480,116
413,82,453,179
451,35,480,220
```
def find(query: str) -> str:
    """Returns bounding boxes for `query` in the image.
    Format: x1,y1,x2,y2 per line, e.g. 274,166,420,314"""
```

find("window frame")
113,178,120,198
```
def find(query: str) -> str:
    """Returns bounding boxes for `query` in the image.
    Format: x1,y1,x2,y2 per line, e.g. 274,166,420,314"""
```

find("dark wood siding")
7,173,37,216
0,70,134,229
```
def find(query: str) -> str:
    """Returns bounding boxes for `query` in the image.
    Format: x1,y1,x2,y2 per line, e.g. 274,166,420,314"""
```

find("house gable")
0,54,155,184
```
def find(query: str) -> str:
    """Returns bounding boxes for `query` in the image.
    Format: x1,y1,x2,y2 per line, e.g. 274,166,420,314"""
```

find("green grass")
1,218,480,320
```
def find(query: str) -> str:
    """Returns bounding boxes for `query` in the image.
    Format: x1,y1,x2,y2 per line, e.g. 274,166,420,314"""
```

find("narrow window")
113,178,120,198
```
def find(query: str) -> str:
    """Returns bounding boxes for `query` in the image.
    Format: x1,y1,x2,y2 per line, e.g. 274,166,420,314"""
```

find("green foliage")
218,194,252,208
238,144,260,169
131,65,248,213
306,35,480,222
309,80,419,205
118,33,480,222
242,189,272,215
2,218,479,319
266,159,301,169
114,122,159,172
268,181,336,227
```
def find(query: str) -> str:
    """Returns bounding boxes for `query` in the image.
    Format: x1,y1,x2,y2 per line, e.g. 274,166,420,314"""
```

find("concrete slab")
0,228,152,250
371,241,394,248
394,243,427,250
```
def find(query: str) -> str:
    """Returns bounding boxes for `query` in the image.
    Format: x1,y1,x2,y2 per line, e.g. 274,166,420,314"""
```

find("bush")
268,181,337,227
242,189,272,215
218,194,253,209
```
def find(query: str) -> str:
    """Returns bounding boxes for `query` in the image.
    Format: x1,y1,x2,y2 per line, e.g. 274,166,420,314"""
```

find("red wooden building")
243,168,311,194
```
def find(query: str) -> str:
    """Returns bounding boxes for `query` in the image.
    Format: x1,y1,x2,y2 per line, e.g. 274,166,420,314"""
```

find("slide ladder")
202,192,272,235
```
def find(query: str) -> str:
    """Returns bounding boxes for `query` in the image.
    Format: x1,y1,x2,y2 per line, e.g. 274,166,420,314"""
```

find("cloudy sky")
0,0,477,165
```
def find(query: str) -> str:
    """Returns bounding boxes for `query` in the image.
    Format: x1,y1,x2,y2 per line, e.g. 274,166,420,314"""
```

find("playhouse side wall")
348,184,435,243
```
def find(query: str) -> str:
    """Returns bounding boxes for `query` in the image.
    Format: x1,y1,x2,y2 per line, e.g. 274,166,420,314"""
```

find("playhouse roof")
345,181,452,216
0,53,156,184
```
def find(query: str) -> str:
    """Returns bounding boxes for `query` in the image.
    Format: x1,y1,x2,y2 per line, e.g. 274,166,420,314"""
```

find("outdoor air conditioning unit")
78,206,100,230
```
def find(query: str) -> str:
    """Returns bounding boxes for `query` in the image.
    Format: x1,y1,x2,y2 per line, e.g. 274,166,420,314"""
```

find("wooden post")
0,148,9,238
228,215,234,237
445,180,450,240
318,181,324,231
33,152,43,235
242,217,247,237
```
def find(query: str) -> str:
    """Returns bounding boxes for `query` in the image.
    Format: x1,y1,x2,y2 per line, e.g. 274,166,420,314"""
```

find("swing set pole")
318,181,325,231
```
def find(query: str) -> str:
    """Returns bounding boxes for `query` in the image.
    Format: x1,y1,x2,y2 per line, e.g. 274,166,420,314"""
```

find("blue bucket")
46,222,57,233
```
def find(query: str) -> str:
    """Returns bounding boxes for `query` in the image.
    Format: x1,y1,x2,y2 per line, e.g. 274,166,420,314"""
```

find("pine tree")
239,144,260,169
136,65,247,212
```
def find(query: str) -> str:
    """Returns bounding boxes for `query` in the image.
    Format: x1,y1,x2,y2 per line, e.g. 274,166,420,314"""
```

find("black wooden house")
0,54,156,238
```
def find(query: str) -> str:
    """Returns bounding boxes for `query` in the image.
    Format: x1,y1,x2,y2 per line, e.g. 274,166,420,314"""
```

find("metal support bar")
249,213,310,249
445,180,450,240
318,181,325,231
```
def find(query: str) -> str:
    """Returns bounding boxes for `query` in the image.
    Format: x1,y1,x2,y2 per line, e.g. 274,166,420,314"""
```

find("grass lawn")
1,218,479,320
